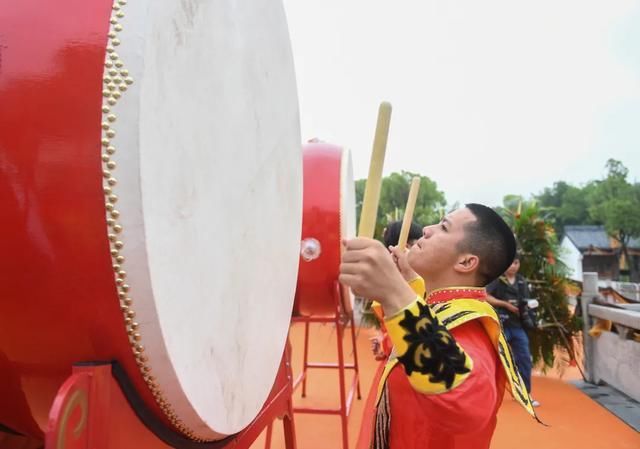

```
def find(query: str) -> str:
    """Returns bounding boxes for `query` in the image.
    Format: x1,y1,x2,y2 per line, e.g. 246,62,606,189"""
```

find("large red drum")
0,0,302,442
294,142,357,317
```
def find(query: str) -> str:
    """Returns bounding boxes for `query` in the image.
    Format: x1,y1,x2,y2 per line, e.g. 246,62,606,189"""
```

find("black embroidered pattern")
396,302,471,389
441,310,475,327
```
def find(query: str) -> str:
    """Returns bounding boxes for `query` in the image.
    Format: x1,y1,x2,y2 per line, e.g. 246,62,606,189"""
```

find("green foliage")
588,159,640,281
535,181,597,236
500,200,581,368
355,171,446,240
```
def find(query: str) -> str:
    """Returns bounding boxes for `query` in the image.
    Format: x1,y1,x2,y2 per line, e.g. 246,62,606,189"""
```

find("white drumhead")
340,149,357,309
104,0,301,440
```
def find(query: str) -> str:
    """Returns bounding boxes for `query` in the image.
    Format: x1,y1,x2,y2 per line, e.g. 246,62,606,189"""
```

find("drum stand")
290,281,362,449
45,342,297,449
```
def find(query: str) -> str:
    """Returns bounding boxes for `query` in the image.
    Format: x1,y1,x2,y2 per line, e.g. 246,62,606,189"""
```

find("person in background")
486,255,540,407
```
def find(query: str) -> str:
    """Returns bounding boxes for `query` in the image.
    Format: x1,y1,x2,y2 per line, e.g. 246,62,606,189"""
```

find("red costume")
365,286,537,449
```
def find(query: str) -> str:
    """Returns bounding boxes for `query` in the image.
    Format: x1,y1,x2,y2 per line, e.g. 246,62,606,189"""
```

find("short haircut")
383,220,423,248
460,204,516,286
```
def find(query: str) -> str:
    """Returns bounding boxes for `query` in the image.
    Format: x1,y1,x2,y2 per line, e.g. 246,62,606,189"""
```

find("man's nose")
423,225,434,238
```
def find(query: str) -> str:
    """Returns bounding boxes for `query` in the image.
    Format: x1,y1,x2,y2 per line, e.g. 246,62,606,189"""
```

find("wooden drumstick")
358,101,392,238
397,176,421,251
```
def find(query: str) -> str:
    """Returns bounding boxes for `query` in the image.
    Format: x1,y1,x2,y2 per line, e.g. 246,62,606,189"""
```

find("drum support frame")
45,344,297,449
290,281,362,449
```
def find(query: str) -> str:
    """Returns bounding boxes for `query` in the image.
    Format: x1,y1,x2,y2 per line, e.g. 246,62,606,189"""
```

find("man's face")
506,258,520,276
407,208,477,278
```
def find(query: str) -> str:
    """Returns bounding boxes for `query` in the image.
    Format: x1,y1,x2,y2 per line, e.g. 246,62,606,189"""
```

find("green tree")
588,159,640,281
535,181,597,236
356,171,446,240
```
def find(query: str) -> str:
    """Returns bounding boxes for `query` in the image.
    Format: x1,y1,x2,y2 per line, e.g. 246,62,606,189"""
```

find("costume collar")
426,287,487,305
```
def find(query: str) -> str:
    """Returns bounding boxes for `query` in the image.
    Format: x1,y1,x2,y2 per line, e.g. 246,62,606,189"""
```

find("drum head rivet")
115,60,124,68
112,3,120,11
124,76,134,85
106,146,116,155
108,31,117,39
108,194,118,203
112,77,122,85
109,52,119,61
123,297,132,306
107,177,117,186
102,154,110,163
116,255,125,263
135,344,144,352
119,84,127,92
107,161,116,170
113,264,121,272
129,320,138,329
126,310,135,318
116,11,124,18
112,38,121,46
106,129,116,138
107,114,117,122
103,170,111,179
101,122,110,130
121,283,130,292
107,83,116,91
118,0,127,6
106,46,115,54
120,305,129,313
108,68,118,77
112,91,121,100
102,105,110,113
102,89,111,98
104,59,113,68
120,69,129,76
110,17,118,25
105,203,114,212
116,278,124,286
103,76,111,84
113,224,123,233
114,24,123,32
107,98,117,106
114,240,123,249
103,186,112,195
107,219,116,228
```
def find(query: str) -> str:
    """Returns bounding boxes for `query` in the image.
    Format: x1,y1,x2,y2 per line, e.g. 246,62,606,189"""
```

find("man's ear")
454,253,479,275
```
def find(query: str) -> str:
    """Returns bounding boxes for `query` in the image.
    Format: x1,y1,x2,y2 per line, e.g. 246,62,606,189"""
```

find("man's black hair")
383,220,423,248
460,203,516,286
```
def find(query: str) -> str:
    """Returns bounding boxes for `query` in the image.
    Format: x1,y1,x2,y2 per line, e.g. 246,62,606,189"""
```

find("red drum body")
0,0,301,442
295,143,357,317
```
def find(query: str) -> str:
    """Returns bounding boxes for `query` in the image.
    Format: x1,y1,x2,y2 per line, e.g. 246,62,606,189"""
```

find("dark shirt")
486,274,530,328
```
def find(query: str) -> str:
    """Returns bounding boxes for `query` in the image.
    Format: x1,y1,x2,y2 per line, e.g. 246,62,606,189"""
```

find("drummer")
341,204,538,449
370,221,424,360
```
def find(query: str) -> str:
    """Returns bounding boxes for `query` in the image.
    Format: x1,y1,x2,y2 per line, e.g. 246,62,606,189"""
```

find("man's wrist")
381,282,418,317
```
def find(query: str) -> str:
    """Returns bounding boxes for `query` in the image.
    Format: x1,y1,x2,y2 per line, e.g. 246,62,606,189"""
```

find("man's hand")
486,295,518,314
389,245,419,282
503,301,519,314
340,238,416,316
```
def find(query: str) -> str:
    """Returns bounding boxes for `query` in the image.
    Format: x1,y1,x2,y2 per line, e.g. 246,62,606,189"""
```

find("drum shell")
294,143,354,317
0,0,301,440
0,0,148,437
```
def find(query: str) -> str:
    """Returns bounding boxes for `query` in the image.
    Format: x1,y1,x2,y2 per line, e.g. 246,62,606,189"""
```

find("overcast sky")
282,0,640,207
